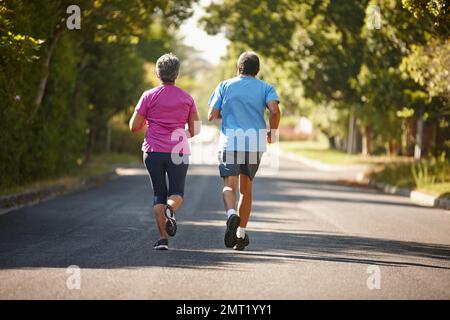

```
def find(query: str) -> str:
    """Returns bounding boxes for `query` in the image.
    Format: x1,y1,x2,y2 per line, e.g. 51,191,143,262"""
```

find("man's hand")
266,129,279,144
267,130,272,144
267,100,281,143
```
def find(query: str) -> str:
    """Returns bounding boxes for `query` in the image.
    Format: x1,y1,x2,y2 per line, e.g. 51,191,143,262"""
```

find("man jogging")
208,52,281,250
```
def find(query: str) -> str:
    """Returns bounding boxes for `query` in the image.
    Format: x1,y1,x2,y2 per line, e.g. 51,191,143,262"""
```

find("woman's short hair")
237,52,260,76
156,53,180,83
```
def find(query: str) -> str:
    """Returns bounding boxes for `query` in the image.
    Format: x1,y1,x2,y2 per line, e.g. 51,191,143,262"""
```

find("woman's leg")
166,154,189,213
153,204,168,239
144,152,168,240
167,195,183,211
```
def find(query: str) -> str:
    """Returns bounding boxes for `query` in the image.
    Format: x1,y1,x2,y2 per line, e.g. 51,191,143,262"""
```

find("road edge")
280,150,449,210
0,170,118,215
359,177,450,210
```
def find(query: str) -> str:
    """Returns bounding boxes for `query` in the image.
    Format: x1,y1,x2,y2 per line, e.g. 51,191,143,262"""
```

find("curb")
0,170,118,214
367,181,411,197
437,198,450,210
410,190,438,207
363,179,449,210
410,190,450,210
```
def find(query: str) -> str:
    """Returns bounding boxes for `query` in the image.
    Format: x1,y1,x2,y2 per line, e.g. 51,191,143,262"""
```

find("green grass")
281,142,358,164
280,136,368,165
280,136,356,164
368,162,416,189
417,182,450,198
280,134,411,166
79,152,141,176
0,153,141,196
368,157,450,199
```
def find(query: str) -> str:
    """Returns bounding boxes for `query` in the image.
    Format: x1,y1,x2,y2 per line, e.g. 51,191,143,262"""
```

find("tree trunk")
31,26,64,119
406,118,416,157
362,125,372,157
328,136,336,149
84,127,97,163
414,113,424,161
347,113,355,154
106,123,111,153
71,54,90,114
429,120,437,156
387,138,393,157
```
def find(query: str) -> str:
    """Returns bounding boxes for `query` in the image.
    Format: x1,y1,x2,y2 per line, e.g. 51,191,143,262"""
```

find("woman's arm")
129,111,146,133
186,111,200,138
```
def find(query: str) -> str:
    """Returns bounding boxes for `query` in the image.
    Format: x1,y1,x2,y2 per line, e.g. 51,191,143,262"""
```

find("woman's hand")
187,111,200,138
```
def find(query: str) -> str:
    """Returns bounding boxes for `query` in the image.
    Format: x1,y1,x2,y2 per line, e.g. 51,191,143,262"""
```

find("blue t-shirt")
208,75,279,152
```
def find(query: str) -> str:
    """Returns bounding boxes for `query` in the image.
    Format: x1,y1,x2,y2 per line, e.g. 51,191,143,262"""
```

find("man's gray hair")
156,53,180,83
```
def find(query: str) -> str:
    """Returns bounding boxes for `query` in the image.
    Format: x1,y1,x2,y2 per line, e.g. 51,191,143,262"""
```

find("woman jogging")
129,53,199,250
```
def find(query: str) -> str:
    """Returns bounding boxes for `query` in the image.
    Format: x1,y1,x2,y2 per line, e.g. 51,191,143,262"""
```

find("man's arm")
267,100,281,143
208,107,222,122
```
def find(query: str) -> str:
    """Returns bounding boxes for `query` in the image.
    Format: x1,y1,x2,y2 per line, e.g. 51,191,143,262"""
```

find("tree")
402,0,449,36
0,0,197,188
202,0,369,153
400,0,450,158
202,0,449,158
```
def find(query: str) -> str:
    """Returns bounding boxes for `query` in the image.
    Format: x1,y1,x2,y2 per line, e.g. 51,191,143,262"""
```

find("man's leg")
219,150,242,248
223,176,238,211
234,153,260,250
223,175,241,248
238,173,253,228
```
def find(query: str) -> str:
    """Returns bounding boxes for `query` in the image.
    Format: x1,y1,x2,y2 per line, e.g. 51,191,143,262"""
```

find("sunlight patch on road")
253,200,296,209
115,168,147,176
179,219,225,227
186,165,218,176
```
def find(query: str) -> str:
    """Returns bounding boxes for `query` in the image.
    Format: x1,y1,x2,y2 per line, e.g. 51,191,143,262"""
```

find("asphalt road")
0,151,449,299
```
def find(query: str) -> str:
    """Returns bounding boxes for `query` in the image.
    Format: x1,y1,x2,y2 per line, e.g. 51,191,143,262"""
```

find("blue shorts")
143,152,189,205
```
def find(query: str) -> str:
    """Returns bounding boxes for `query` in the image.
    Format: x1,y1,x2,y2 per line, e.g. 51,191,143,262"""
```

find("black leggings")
143,152,189,205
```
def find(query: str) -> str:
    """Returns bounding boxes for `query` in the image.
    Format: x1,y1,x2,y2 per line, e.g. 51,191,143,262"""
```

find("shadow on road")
259,177,427,209
0,168,449,271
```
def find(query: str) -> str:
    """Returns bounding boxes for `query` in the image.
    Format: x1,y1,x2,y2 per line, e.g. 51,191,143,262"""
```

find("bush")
110,111,145,156
412,153,449,188
369,153,450,190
